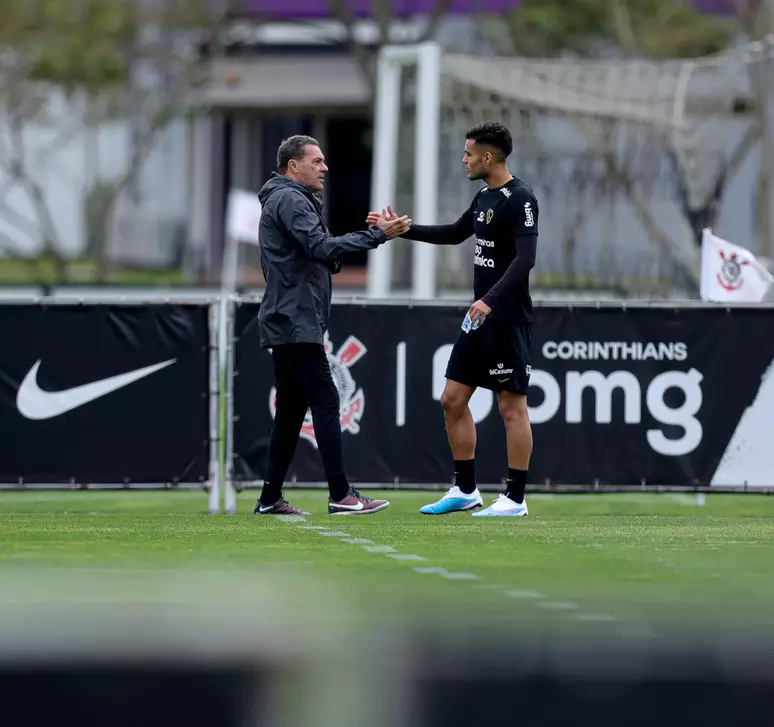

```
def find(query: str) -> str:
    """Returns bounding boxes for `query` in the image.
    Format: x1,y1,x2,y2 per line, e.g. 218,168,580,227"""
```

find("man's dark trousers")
260,342,349,505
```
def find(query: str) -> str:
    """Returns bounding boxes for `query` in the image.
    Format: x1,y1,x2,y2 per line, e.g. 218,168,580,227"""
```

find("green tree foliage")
0,0,228,282
0,0,223,94
506,0,735,59
2,1,136,91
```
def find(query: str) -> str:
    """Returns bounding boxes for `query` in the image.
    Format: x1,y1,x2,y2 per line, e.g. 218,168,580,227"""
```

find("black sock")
454,459,476,495
505,468,527,504
260,481,283,506
327,472,350,502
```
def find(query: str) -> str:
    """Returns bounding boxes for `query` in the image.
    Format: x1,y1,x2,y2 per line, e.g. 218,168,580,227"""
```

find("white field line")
275,514,659,640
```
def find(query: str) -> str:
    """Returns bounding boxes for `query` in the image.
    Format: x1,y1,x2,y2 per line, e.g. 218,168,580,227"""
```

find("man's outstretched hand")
367,205,400,228
369,205,410,239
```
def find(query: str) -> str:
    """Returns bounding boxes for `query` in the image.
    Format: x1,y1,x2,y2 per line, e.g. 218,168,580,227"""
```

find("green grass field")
1,489,773,641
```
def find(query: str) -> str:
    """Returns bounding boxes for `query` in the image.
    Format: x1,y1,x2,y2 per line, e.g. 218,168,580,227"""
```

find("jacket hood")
258,172,318,206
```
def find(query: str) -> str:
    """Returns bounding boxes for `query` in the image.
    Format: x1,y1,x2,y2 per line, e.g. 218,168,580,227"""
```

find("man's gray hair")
277,135,319,173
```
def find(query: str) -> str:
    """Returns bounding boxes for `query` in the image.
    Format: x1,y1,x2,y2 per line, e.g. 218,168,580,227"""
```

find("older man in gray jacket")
253,134,411,517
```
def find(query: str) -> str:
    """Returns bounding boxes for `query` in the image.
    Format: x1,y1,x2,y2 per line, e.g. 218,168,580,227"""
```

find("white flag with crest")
699,228,774,302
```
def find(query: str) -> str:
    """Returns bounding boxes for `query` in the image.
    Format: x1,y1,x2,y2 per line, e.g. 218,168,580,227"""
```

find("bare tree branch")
373,0,394,45
729,0,774,36
4,102,68,280
726,117,761,176
602,149,700,290
329,0,454,98
609,0,638,57
0,195,43,238
91,96,188,279
418,0,455,42
329,0,376,94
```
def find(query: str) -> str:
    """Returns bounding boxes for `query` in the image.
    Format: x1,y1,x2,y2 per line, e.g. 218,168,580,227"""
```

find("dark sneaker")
253,498,310,516
328,488,390,515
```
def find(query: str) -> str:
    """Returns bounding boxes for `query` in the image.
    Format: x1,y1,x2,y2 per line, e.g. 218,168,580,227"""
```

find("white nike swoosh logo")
258,505,274,513
16,359,176,420
333,501,364,510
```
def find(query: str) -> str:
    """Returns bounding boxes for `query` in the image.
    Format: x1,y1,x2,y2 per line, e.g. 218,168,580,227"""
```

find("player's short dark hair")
465,121,512,160
277,135,319,172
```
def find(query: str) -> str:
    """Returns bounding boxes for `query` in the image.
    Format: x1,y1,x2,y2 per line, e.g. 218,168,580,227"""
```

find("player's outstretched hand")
375,207,411,240
467,299,492,329
366,205,398,227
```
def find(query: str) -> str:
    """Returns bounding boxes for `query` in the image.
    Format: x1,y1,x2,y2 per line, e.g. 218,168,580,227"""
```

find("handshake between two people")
366,205,411,240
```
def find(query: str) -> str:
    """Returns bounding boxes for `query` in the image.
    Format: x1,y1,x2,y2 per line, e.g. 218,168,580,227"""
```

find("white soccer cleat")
420,486,483,515
471,494,528,517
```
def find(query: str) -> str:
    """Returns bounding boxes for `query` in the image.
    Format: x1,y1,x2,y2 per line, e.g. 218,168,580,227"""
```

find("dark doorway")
219,113,314,274
325,117,373,267
261,115,314,181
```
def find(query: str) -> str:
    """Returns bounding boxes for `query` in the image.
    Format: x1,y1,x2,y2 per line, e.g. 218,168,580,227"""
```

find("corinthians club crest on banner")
269,333,367,449
717,250,749,292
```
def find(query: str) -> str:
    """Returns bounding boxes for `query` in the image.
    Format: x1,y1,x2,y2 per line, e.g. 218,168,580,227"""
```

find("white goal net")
370,40,772,299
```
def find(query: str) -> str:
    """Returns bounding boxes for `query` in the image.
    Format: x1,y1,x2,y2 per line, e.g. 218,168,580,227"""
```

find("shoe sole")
420,501,483,515
329,502,390,515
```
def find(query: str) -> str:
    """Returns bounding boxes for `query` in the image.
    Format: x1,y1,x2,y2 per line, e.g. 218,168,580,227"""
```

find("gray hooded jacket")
256,173,387,348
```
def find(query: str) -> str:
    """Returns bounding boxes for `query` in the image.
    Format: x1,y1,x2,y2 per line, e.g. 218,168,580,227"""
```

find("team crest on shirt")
486,209,493,224
268,332,367,449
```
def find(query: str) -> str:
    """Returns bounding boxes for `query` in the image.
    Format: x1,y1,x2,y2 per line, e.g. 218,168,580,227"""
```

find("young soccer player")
367,121,538,516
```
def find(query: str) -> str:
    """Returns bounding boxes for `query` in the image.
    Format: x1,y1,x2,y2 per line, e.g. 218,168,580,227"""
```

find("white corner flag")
225,189,262,245
216,188,263,516
222,188,263,300
699,228,774,302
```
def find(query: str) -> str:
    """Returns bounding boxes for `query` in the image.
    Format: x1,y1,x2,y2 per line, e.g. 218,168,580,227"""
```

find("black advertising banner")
531,306,774,488
0,304,210,483
232,302,774,488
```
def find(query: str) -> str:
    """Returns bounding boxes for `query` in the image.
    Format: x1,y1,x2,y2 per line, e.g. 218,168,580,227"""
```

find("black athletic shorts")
445,319,532,394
